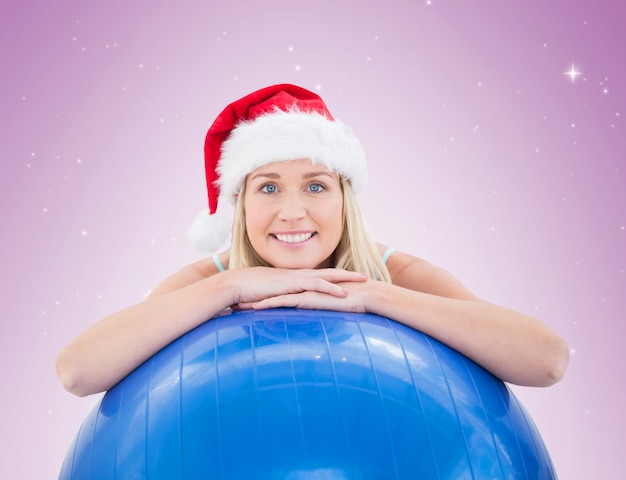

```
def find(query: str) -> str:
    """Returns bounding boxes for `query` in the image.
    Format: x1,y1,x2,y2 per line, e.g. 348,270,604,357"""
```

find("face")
243,159,344,269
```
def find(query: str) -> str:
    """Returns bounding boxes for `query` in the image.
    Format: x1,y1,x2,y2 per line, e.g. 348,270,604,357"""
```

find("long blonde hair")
229,176,391,283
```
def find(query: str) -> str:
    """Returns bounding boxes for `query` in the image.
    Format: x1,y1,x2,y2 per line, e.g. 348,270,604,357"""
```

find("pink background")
2,0,624,477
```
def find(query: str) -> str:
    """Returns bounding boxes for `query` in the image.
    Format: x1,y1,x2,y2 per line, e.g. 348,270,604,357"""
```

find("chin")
272,260,321,270
266,253,331,270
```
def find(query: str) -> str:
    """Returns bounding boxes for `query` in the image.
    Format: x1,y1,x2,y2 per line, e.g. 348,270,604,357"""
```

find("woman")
56,84,569,397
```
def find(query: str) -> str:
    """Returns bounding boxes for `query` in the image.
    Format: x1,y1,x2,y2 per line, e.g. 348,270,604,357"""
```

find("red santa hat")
188,83,367,253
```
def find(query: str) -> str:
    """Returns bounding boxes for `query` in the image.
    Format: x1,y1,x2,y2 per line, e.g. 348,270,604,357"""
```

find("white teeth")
275,233,314,243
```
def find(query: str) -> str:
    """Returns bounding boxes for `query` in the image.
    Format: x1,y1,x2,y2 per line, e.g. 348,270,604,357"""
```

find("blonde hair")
229,177,391,283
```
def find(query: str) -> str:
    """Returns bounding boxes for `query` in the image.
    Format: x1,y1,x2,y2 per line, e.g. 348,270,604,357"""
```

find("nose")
278,193,306,222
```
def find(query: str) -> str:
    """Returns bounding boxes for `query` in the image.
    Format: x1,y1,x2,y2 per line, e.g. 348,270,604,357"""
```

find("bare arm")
242,247,570,387
55,257,368,397
365,281,569,387
55,264,237,397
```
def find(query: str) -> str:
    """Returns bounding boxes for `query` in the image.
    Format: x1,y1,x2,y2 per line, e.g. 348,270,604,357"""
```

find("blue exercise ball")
59,308,556,479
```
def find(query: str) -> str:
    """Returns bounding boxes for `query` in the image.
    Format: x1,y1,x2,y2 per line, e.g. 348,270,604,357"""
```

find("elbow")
534,336,570,387
55,348,97,397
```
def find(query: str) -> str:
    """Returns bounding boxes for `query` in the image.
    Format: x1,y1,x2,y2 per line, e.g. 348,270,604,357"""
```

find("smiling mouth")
273,232,316,244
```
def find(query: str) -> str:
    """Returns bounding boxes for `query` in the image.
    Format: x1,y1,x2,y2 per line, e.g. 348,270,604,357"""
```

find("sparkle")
565,64,582,83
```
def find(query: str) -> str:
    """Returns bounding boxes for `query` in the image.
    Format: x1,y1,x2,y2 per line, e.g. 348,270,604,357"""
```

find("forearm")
56,267,366,396
56,273,236,397
366,282,569,387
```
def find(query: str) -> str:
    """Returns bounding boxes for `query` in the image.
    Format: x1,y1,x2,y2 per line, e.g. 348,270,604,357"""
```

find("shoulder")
148,250,231,297
375,243,478,301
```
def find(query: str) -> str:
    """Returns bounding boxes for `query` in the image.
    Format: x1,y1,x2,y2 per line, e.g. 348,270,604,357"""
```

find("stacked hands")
232,267,370,311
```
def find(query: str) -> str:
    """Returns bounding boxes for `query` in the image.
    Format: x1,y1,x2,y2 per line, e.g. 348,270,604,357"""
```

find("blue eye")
261,184,277,193
308,183,325,193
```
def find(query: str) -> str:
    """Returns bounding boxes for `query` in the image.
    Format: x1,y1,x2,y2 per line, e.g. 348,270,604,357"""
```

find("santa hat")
188,83,367,253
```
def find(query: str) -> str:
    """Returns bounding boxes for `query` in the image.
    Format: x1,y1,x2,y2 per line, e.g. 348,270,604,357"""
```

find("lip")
271,231,317,247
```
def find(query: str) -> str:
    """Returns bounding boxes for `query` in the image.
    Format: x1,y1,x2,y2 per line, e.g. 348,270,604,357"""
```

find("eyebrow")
303,171,335,179
249,171,335,182
249,172,280,181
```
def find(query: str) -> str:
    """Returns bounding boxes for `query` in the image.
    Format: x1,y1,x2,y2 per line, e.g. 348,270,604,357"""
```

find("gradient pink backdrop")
2,0,624,477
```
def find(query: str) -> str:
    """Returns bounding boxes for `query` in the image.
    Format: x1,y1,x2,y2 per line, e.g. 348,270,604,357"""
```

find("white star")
565,64,582,83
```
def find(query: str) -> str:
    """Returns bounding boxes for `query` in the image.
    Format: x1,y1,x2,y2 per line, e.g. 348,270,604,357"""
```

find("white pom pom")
187,209,231,253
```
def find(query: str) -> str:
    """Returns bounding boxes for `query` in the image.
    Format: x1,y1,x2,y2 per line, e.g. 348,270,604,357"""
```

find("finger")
266,289,354,311
300,279,348,298
315,269,368,283
235,303,254,310
247,294,308,310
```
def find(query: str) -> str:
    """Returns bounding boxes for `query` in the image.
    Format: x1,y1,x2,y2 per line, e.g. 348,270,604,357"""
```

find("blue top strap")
381,247,395,265
212,254,225,273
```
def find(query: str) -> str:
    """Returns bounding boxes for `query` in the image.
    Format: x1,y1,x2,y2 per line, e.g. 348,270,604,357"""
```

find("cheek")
243,200,270,239
323,198,344,236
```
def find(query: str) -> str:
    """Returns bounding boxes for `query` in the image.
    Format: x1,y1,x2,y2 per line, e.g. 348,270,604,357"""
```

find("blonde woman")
56,84,569,397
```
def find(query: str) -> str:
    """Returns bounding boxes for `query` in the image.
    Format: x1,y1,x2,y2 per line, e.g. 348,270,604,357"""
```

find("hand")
227,267,368,307
237,277,374,313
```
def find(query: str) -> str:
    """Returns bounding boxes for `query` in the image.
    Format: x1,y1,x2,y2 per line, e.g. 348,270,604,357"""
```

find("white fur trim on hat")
217,109,368,202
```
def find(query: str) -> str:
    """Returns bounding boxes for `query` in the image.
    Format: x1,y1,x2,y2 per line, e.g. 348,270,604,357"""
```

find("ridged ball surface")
60,308,556,479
